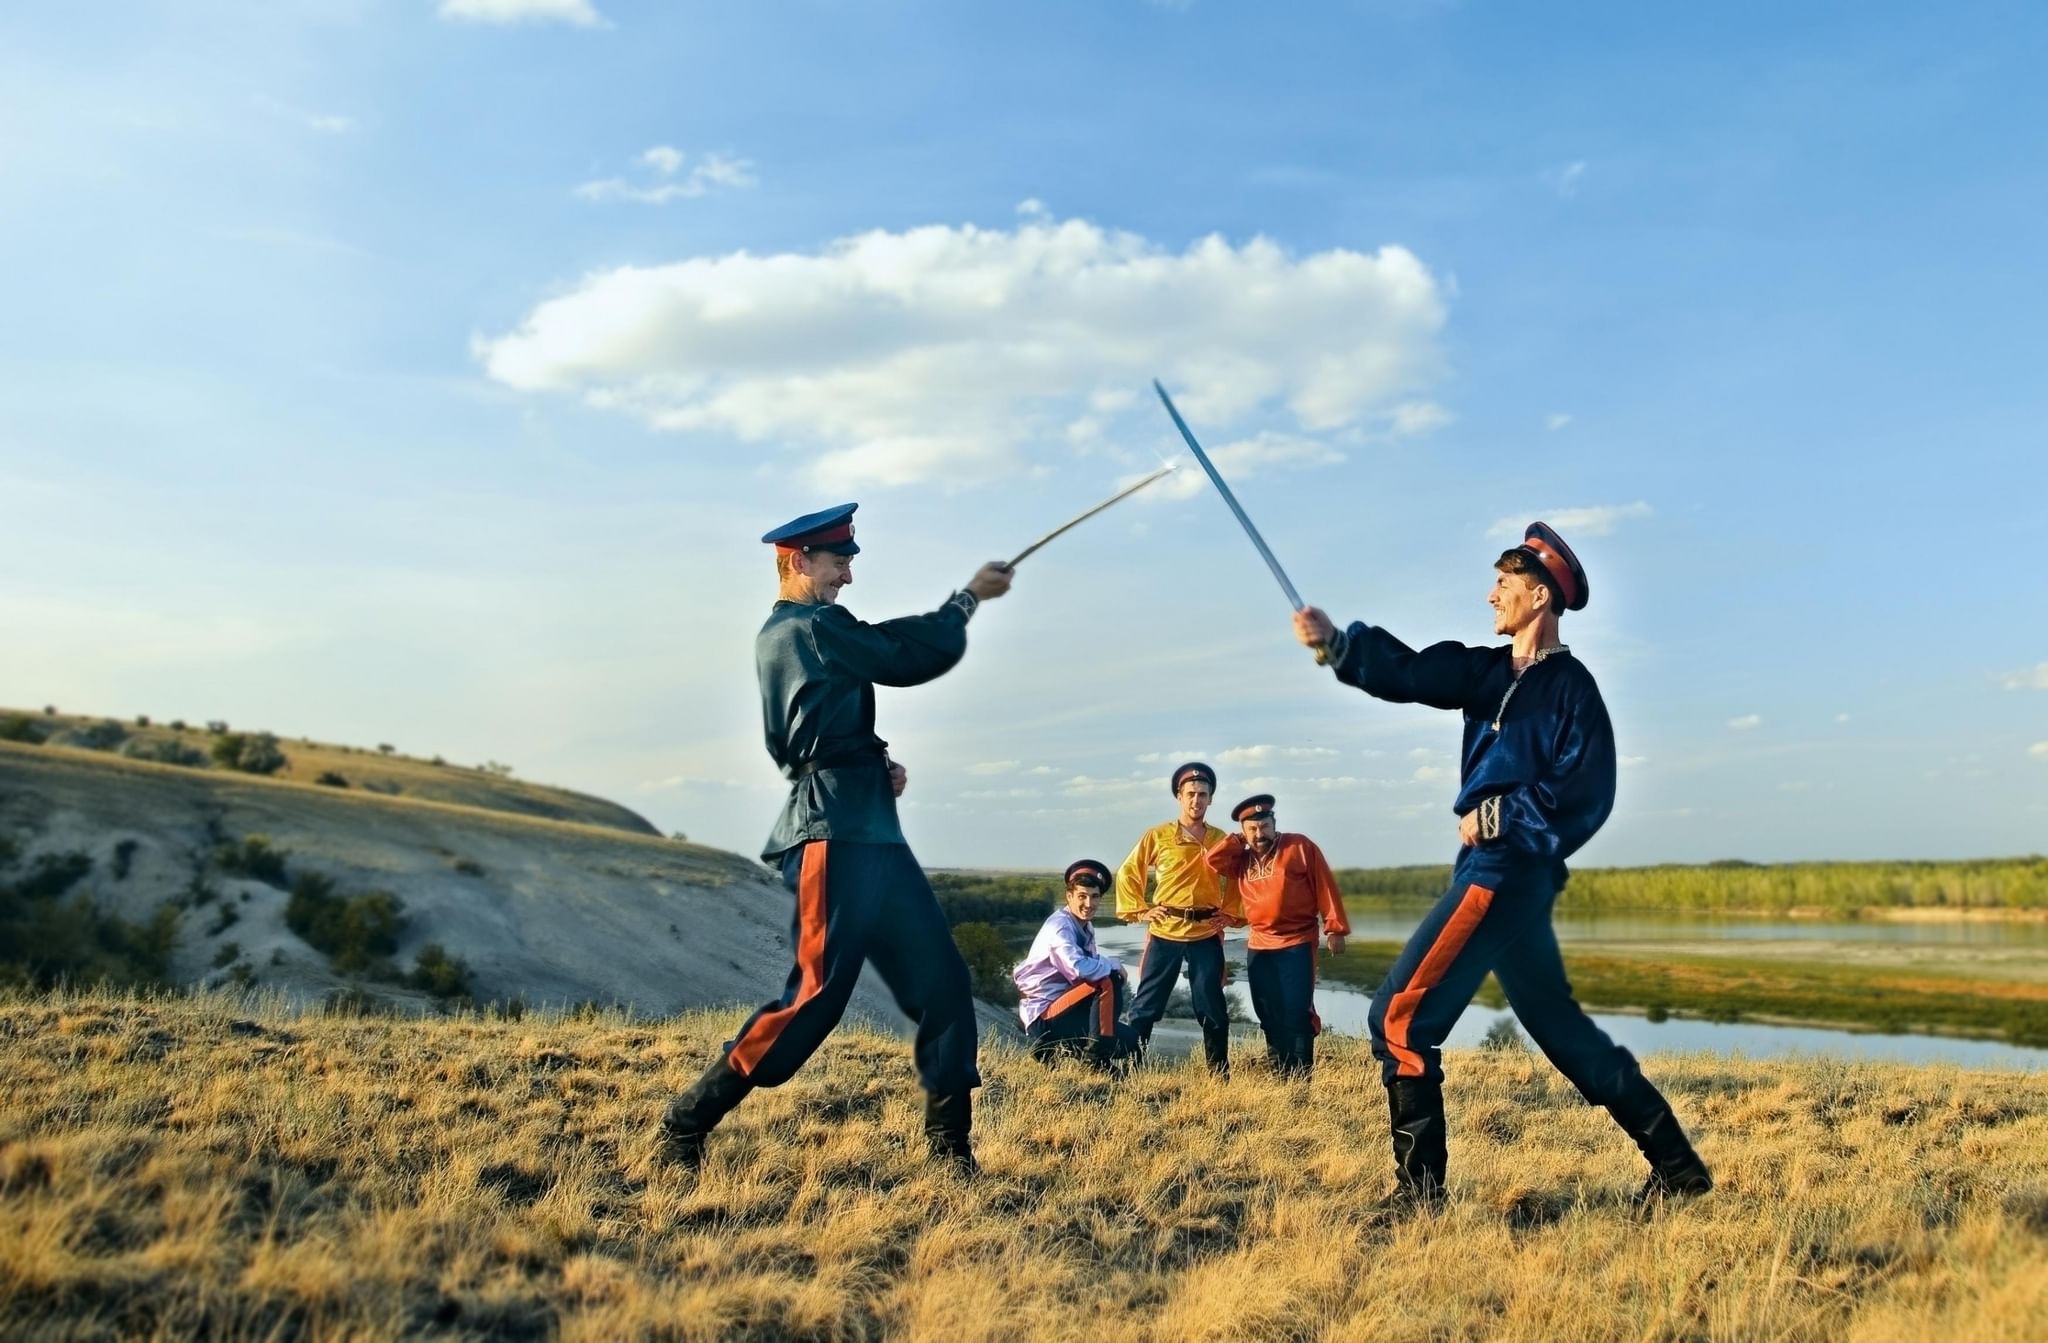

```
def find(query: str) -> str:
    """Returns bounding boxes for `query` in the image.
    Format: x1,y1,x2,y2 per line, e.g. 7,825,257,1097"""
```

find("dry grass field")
3,991,2046,1341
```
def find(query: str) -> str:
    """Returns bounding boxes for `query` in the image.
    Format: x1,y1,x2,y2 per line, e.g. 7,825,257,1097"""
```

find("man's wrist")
945,589,979,621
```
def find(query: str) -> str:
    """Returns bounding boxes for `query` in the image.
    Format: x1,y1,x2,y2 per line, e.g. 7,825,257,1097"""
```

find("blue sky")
3,0,2043,870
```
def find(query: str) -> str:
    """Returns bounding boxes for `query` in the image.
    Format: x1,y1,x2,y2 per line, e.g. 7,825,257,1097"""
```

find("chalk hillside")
0,719,1017,1036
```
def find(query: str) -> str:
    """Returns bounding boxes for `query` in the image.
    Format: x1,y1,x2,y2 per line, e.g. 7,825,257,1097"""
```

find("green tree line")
930,857,2048,925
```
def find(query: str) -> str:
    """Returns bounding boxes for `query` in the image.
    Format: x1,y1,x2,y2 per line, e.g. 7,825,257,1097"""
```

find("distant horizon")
8,702,2040,876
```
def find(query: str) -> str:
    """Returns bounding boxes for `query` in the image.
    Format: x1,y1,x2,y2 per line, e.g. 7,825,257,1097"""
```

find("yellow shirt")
1116,821,1244,943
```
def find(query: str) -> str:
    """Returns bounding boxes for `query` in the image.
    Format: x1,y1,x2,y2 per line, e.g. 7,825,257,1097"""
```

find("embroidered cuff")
945,589,979,621
1478,795,1504,842
1323,627,1350,670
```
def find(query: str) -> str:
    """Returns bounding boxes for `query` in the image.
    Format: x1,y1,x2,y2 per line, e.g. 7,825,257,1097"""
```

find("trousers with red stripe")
1367,857,1641,1102
724,839,982,1094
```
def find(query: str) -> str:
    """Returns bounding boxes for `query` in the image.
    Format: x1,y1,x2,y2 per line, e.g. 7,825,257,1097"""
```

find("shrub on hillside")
214,835,289,887
13,852,94,901
315,771,349,788
205,720,228,734
0,715,47,745
0,849,181,990
409,943,474,1000
210,731,286,776
54,720,128,751
952,922,1019,1006
168,719,187,731
122,737,207,767
285,872,405,975
112,840,139,881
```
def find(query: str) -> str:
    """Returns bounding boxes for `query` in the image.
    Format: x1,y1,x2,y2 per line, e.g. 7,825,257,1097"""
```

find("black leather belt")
790,754,886,780
1157,906,1219,921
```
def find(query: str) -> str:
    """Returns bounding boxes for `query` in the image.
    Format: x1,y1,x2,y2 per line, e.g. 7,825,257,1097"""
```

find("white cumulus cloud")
1728,714,1762,730
2029,742,2048,760
440,0,605,26
1487,501,1652,540
476,213,1448,488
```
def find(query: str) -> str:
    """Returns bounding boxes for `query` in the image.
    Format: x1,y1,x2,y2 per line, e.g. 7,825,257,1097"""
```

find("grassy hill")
0,737,1015,1038
1,708,659,837
1,990,2044,1340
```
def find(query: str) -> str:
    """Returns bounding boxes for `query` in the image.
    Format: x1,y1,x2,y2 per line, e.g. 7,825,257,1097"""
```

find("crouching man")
1012,860,1140,1069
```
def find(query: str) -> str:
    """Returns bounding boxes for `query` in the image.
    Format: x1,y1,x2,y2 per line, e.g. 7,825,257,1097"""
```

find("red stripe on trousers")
1383,883,1495,1077
728,841,829,1077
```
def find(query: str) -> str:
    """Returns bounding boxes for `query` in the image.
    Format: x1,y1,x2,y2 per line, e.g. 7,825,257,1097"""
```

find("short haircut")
1495,548,1560,611
775,549,800,581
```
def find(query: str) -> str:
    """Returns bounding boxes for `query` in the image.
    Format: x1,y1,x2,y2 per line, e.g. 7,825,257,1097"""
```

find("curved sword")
1153,379,1328,663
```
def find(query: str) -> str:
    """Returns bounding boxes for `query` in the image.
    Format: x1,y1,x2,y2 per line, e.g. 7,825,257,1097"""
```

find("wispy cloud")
1835,713,1852,724
2000,663,2048,691
478,209,1449,489
575,147,756,204
440,0,606,27
1546,412,1572,431
2029,742,2048,760
1487,501,1652,540
967,760,1020,775
1216,745,1339,766
254,95,355,135
1147,432,1345,500
1728,714,1762,731
1548,160,1588,198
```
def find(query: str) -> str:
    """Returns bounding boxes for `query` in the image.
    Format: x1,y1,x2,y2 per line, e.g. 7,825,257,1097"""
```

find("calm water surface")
1091,919,2048,1070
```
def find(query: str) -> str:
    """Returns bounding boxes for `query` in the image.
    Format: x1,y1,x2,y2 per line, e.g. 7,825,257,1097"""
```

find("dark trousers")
1127,932,1228,1036
1247,942,1318,1074
1027,977,1139,1066
1366,858,1641,1102
723,839,981,1095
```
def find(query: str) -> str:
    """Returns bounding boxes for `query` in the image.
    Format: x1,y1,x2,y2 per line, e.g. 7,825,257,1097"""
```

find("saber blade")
1006,463,1177,569
1152,380,1304,609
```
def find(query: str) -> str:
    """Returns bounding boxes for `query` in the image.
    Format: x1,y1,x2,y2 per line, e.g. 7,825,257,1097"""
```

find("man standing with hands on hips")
1116,762,1244,1074
657,503,1015,1176
1292,522,1711,1213
1205,793,1349,1078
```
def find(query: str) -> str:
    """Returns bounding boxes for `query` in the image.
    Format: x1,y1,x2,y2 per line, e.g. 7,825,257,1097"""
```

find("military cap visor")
1511,520,1588,612
763,502,861,556
1231,793,1276,823
1064,859,1112,890
1170,761,1217,796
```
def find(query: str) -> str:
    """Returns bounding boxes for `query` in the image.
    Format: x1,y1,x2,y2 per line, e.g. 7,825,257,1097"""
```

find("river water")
1091,916,2048,1071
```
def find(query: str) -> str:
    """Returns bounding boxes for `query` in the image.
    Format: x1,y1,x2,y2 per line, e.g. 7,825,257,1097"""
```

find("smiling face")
1488,557,1552,636
1176,779,1212,828
1064,882,1102,920
787,549,854,604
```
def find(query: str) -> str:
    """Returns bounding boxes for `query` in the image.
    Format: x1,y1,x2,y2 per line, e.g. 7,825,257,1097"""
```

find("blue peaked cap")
762,502,860,555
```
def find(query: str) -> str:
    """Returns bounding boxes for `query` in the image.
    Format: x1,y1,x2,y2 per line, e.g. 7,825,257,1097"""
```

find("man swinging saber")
1152,379,1328,663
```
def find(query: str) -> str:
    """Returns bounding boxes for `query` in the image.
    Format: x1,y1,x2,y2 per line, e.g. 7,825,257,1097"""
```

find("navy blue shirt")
755,596,972,862
1330,623,1617,883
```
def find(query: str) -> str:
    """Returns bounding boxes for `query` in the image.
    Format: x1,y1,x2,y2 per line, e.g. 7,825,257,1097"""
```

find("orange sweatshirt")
1204,832,1350,951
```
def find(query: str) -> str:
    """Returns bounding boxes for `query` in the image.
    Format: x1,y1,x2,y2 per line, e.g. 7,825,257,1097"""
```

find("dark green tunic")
755,594,973,862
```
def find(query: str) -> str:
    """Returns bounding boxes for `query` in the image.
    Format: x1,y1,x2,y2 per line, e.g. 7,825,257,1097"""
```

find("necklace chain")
1491,645,1569,731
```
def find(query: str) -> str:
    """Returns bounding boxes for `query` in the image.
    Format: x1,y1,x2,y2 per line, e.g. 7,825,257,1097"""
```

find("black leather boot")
1605,1072,1712,1207
1373,1077,1447,1217
657,1054,752,1173
923,1090,979,1175
1201,1024,1230,1077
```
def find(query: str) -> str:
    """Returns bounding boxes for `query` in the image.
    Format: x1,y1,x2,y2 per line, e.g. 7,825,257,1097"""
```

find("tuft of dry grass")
2,989,2045,1341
